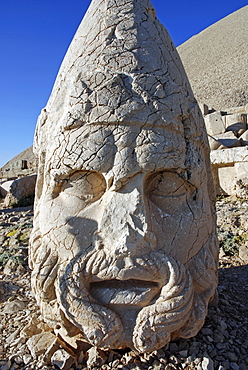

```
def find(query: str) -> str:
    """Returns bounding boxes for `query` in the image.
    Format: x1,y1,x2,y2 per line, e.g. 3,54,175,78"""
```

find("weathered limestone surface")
30,0,218,354
4,174,37,207
208,132,240,151
240,130,248,145
211,147,248,197
0,180,13,198
224,113,247,130
204,112,225,136
210,147,248,165
204,107,248,151
202,105,248,196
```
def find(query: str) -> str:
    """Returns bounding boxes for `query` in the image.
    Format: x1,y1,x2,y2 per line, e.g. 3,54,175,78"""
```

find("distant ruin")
201,104,248,197
0,146,37,182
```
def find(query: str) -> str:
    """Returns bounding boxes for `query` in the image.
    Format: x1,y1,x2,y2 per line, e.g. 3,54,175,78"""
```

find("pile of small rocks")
0,199,247,370
0,206,33,274
216,197,248,263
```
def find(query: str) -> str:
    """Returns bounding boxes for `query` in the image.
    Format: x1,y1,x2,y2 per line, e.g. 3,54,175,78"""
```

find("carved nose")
114,224,157,256
97,186,156,255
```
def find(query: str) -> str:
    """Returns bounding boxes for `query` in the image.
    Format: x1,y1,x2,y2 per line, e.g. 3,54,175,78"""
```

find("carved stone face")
30,0,218,354
30,123,218,353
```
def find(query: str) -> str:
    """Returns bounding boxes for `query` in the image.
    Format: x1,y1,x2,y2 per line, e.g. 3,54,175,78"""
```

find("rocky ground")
0,198,247,370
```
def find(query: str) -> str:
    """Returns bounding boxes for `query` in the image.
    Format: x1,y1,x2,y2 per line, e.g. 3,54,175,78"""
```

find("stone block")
225,113,247,126
26,332,57,359
2,300,26,314
222,106,246,115
21,314,52,338
209,132,241,149
204,112,225,135
208,136,222,151
210,146,248,165
0,180,13,198
213,165,236,195
3,259,18,275
51,349,75,370
224,113,247,135
239,130,248,145
211,147,248,196
239,245,248,263
0,186,7,198
199,103,209,116
86,347,107,368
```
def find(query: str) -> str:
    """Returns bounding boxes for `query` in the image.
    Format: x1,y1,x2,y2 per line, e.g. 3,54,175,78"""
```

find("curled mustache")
57,248,194,353
30,226,217,353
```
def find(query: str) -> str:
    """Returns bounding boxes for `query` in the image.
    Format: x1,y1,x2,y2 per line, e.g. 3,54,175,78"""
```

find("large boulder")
0,180,13,198
4,174,37,207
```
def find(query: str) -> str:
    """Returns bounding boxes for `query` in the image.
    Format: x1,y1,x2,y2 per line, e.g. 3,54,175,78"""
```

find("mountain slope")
178,6,248,110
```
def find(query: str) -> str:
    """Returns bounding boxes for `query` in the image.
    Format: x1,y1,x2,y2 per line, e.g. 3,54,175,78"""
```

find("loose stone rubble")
30,0,218,353
0,200,247,369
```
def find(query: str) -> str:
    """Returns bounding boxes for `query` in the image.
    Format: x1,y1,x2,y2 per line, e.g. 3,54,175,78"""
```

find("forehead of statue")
50,125,186,181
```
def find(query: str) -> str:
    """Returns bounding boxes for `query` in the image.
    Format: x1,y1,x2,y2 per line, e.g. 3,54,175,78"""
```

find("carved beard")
30,225,217,354
58,249,194,353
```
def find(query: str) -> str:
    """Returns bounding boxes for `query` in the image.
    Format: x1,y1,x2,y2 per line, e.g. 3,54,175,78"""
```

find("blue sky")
0,0,247,168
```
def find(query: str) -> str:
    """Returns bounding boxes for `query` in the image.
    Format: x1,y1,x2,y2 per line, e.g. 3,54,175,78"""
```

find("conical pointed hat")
35,0,207,152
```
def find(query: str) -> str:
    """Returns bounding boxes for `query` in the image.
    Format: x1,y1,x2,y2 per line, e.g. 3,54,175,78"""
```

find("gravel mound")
177,6,248,110
0,199,247,370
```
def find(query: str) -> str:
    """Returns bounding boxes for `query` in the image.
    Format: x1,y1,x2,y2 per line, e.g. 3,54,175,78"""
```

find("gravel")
0,198,247,370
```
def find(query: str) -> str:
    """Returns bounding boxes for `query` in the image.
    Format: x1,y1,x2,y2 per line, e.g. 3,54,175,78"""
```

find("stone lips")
89,279,159,306
58,251,193,352
30,0,218,354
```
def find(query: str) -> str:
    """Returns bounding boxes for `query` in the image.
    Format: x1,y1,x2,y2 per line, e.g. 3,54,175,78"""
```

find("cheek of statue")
146,171,210,263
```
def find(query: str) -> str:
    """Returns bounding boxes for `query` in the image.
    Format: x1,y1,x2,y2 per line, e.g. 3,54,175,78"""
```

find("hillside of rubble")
178,5,248,111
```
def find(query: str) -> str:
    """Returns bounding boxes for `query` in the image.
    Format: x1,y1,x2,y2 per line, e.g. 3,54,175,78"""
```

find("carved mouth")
89,279,160,306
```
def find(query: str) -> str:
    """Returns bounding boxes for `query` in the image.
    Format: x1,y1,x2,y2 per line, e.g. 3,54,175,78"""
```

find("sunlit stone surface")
30,0,218,354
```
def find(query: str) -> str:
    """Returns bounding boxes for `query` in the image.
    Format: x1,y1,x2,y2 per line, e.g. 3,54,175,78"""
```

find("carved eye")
146,171,196,213
58,171,106,205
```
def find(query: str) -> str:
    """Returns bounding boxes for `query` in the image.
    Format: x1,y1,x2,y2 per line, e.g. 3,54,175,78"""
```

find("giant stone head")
30,0,218,354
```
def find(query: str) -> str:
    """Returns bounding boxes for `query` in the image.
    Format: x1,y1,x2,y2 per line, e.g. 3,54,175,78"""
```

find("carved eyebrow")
110,170,143,191
109,169,186,192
